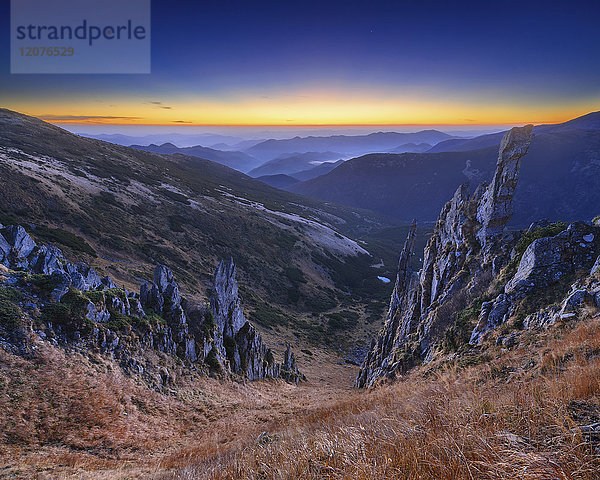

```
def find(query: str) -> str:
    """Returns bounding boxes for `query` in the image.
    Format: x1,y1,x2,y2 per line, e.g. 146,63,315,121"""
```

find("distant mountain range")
289,112,600,226
245,130,457,161
79,132,265,150
387,142,432,153
130,142,262,173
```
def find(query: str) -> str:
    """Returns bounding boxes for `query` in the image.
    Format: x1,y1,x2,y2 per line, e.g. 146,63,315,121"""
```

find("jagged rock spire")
476,125,534,243
388,220,417,319
211,258,246,338
357,125,536,387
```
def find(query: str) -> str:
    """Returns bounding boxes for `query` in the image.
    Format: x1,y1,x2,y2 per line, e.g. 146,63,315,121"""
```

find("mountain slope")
0,108,399,347
290,147,498,222
290,126,600,226
130,142,262,173
428,110,600,153
248,151,343,177
291,159,345,182
256,174,300,189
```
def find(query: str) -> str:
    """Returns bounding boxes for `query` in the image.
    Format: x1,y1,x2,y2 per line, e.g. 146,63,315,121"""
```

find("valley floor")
0,342,359,480
2,313,600,480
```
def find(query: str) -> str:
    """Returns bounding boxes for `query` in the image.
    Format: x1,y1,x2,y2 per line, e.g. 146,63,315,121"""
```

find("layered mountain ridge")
289,112,600,225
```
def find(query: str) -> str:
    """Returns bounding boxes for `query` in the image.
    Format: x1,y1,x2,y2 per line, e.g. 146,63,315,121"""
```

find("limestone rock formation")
505,223,599,300
358,126,535,387
209,258,285,380
0,225,301,385
476,125,534,243
0,224,117,300
280,343,303,385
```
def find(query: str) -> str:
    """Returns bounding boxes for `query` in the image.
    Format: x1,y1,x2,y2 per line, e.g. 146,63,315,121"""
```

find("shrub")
326,310,359,332
40,288,93,334
442,299,483,352
28,274,60,294
83,290,105,305
0,287,22,331
33,225,96,257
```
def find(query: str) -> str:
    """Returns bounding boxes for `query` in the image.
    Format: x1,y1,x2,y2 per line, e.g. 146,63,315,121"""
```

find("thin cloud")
172,120,192,124
148,101,172,109
40,115,142,121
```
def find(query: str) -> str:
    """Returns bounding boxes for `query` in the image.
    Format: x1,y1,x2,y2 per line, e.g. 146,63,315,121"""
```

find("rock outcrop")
505,223,598,299
0,225,301,385
0,225,117,297
476,125,534,243
359,124,600,387
209,258,285,380
358,126,535,388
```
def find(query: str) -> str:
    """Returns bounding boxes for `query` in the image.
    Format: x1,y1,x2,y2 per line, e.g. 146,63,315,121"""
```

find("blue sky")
0,0,599,125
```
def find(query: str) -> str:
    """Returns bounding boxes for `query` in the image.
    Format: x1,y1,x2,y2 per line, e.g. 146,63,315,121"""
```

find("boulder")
470,294,510,344
30,244,66,275
2,225,37,259
561,289,594,313
506,223,598,300
0,232,10,264
67,263,103,291
50,271,72,302
523,307,560,330
102,276,117,289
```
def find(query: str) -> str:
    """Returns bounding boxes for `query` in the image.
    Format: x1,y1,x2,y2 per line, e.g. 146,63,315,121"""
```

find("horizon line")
51,120,553,128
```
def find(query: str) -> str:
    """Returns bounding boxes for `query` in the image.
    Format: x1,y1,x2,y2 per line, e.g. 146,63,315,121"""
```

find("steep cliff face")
359,124,600,388
357,126,535,388
0,224,300,385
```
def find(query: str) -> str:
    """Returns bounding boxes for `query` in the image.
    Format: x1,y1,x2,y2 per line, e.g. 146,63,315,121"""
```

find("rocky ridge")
0,223,301,387
358,125,600,388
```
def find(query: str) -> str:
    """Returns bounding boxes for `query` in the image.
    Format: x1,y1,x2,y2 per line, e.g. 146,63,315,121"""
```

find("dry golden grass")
1,317,600,479
160,318,600,480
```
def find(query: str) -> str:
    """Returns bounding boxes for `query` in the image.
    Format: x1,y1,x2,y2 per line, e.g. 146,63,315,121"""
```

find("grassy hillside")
0,108,401,348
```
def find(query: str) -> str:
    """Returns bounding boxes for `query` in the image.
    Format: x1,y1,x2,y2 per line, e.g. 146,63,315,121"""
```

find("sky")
1,0,599,127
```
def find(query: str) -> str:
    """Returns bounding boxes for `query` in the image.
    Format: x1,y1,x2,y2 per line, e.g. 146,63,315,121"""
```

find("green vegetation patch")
249,301,289,329
0,287,22,331
442,298,484,353
83,290,105,305
41,288,94,335
326,310,360,332
33,225,96,257
514,222,567,260
26,273,61,294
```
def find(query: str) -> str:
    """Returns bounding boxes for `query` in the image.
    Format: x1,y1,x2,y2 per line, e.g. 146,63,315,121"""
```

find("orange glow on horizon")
4,90,598,127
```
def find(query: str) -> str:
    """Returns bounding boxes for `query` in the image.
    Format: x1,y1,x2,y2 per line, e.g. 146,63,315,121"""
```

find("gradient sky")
1,0,599,126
